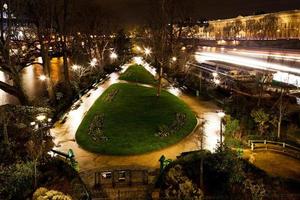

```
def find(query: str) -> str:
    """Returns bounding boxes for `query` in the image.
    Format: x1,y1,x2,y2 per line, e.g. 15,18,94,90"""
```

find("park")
0,1,300,199
75,64,197,155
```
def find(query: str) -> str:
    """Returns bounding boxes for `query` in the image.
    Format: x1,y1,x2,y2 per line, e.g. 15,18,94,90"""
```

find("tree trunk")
41,43,56,102
277,89,283,139
157,66,163,96
200,157,203,190
62,35,71,95
3,121,9,145
34,159,37,189
0,81,28,104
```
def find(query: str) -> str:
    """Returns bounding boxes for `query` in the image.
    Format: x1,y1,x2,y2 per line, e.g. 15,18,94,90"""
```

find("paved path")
244,150,300,180
50,63,221,172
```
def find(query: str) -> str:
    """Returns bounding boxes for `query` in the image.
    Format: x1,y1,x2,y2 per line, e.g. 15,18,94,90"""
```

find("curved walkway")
50,64,220,172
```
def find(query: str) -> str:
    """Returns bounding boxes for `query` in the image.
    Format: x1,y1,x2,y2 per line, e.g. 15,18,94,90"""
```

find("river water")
0,57,64,105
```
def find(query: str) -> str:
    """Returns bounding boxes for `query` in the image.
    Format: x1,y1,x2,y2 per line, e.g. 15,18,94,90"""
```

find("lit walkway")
50,63,221,172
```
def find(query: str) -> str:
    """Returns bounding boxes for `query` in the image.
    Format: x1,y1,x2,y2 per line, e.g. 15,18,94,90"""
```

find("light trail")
195,52,300,75
228,50,300,61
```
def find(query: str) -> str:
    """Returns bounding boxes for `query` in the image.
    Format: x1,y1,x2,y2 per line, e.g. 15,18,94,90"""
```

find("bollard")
264,140,267,150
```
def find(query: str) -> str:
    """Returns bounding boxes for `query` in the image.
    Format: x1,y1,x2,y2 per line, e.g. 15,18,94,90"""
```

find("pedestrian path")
50,63,220,172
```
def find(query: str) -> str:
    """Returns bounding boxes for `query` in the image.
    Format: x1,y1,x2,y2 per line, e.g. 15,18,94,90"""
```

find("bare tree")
19,0,57,102
0,0,41,104
146,0,194,96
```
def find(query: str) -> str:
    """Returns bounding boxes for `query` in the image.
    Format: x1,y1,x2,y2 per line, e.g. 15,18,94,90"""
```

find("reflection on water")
0,71,9,105
0,57,64,105
0,71,18,105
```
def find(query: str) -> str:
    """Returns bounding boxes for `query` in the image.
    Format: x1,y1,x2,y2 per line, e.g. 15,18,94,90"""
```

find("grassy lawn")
75,83,197,155
119,64,157,85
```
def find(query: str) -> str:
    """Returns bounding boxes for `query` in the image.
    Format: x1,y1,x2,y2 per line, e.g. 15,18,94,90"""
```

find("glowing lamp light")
90,58,97,67
72,64,80,70
133,57,143,65
217,110,225,118
172,57,177,62
212,72,218,77
110,52,118,60
30,121,36,126
36,114,46,122
39,75,47,81
214,79,221,85
144,48,152,56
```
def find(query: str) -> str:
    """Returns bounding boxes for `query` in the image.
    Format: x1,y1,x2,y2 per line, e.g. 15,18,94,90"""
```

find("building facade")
191,10,300,40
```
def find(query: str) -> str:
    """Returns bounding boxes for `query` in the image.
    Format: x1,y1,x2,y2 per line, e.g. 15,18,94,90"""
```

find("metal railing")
248,140,300,159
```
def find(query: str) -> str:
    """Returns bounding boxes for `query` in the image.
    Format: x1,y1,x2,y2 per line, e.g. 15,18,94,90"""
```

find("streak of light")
229,50,300,61
195,52,300,75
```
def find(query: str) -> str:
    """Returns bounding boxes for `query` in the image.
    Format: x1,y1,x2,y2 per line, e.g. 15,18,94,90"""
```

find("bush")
0,162,35,199
33,187,72,200
163,164,203,200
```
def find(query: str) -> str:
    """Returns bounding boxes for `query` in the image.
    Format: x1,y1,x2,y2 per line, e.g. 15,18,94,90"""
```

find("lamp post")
217,110,225,150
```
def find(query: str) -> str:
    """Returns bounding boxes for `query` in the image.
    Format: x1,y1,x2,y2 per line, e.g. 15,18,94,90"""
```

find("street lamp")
171,57,177,62
217,110,225,150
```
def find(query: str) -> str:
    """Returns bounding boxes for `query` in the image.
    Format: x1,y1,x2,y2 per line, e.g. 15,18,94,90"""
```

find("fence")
248,140,300,159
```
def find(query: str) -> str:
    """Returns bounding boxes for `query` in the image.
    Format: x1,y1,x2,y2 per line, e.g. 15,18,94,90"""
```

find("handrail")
248,140,300,159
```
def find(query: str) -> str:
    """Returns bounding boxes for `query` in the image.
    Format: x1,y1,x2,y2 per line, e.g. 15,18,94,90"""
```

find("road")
195,46,300,87
50,62,221,172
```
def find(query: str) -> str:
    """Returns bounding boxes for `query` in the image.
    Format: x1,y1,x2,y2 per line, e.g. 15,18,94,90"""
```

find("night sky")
94,0,300,25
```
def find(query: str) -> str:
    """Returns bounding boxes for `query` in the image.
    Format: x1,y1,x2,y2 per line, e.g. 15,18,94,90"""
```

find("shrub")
33,187,72,200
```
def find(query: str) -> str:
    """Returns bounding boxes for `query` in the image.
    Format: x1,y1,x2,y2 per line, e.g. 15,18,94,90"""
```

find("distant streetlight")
71,64,80,71
217,110,225,150
181,46,186,51
90,58,97,67
36,114,46,122
133,57,143,65
110,52,118,60
214,79,221,85
212,72,218,77
144,47,152,56
171,57,177,62
39,75,47,81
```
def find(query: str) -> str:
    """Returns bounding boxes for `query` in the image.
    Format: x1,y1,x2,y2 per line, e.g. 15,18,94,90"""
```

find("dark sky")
95,0,300,25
